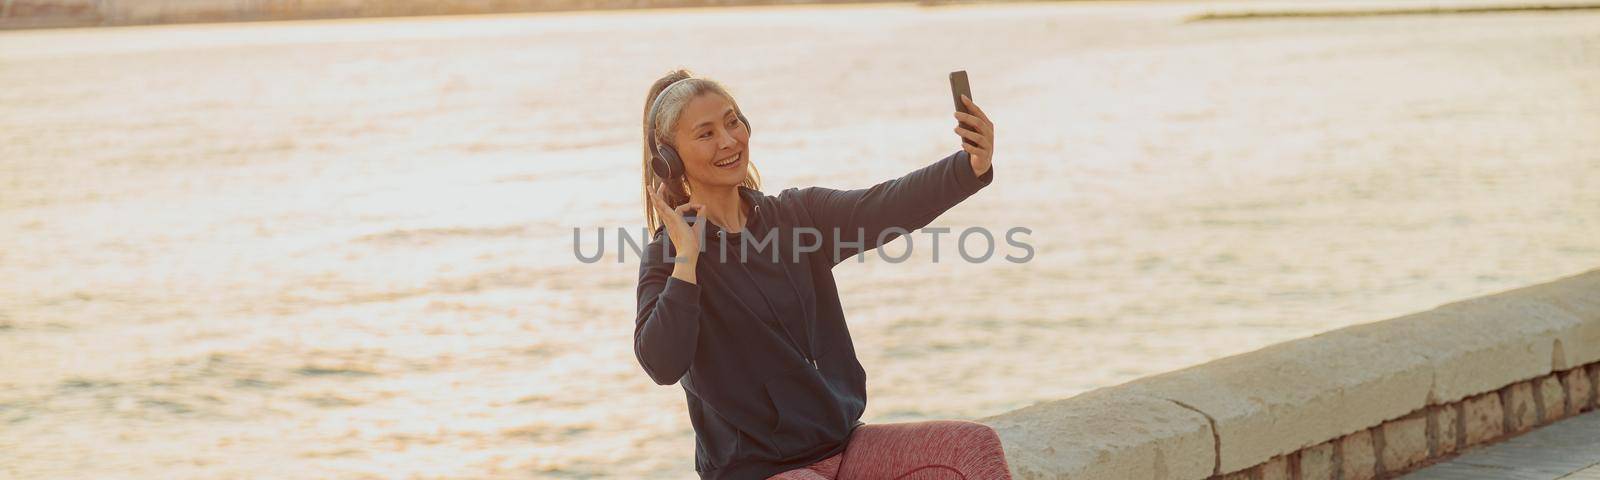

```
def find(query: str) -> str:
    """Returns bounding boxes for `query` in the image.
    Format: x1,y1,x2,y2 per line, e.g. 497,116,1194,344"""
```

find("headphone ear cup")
652,143,683,179
738,112,751,134
650,155,672,179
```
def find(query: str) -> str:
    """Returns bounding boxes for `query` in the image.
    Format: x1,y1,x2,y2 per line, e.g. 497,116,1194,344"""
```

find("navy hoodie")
634,150,994,479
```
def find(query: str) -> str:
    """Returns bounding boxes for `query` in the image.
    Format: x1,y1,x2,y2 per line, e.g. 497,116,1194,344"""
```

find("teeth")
716,153,740,167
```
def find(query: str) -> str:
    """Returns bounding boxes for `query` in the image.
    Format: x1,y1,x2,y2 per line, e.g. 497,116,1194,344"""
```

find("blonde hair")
641,69,761,233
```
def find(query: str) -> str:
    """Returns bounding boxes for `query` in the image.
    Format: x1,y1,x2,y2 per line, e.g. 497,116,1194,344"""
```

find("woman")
634,69,1010,480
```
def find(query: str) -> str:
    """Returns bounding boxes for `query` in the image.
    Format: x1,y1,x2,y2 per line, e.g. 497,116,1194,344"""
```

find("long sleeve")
634,229,702,386
791,149,994,265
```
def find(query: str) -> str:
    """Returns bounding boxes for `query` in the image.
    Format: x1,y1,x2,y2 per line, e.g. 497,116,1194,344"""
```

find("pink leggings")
765,420,1012,480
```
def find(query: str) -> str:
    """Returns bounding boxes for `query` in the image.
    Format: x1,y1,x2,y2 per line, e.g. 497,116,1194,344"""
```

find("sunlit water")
1,2,1597,478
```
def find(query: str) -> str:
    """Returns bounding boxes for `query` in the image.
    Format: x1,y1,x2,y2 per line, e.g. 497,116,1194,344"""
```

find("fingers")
651,189,678,229
649,185,671,221
953,99,994,155
653,184,694,216
953,125,992,151
673,203,705,255
953,111,991,136
673,203,707,232
961,141,990,161
651,184,671,211
673,202,705,216
960,95,990,123
652,184,705,231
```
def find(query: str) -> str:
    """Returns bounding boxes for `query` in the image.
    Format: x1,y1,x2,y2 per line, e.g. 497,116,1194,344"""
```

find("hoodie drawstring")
714,196,819,370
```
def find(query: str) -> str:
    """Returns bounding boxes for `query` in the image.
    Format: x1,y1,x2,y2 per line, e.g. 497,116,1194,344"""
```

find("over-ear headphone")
647,78,751,179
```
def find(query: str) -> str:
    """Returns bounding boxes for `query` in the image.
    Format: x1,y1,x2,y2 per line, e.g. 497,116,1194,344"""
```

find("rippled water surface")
2,2,1597,478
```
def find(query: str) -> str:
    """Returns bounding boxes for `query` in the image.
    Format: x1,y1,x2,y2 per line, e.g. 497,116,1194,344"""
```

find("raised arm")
634,230,702,385
791,149,994,265
634,186,709,386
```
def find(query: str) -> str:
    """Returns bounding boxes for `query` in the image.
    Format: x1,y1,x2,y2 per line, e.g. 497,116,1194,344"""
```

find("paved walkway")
1402,410,1600,479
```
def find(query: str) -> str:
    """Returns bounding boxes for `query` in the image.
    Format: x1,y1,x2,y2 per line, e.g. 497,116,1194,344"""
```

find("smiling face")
670,93,750,190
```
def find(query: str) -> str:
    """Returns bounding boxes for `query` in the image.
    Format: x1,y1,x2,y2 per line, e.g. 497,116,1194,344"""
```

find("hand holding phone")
948,70,994,176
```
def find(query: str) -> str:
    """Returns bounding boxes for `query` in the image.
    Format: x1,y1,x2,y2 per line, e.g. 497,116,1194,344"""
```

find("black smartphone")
950,70,976,147
950,70,972,114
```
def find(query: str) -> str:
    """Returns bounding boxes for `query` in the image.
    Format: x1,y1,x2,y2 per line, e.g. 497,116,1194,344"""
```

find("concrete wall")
979,267,1600,479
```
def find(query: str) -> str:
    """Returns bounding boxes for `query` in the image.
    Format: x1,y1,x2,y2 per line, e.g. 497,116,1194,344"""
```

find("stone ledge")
1217,367,1600,479
1115,330,1433,474
979,389,1216,480
980,267,1600,479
